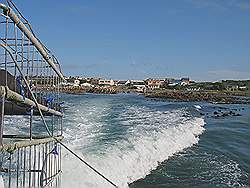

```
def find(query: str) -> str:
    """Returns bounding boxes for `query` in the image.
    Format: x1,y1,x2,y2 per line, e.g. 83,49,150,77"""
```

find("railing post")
29,106,33,140
0,86,6,146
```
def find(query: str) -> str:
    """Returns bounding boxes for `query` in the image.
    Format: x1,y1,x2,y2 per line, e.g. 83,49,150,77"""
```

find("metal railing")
0,1,64,187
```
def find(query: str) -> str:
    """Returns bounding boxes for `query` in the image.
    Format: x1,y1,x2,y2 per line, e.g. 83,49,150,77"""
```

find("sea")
2,93,249,188
60,93,250,188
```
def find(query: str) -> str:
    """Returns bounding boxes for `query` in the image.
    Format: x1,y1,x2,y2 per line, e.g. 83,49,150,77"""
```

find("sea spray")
61,102,205,188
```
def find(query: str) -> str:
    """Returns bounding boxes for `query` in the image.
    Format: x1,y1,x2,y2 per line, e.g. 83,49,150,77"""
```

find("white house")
98,79,115,86
130,80,146,90
80,83,93,87
239,86,247,90
73,79,80,87
117,80,128,86
147,79,165,89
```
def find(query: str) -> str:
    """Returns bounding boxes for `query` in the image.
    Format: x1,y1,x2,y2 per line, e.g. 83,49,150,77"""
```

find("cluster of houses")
63,76,250,92
223,80,250,91
226,85,248,91
64,77,192,91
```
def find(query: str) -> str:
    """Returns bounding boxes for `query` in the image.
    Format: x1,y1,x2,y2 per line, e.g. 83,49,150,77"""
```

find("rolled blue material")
17,76,25,101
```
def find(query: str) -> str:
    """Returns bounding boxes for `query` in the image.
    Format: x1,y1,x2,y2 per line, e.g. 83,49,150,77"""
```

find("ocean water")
61,93,250,188
2,93,249,188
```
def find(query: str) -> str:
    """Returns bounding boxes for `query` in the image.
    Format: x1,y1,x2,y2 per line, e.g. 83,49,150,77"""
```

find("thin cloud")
85,63,103,70
207,69,250,80
62,64,83,71
237,2,250,11
187,0,250,12
187,0,228,11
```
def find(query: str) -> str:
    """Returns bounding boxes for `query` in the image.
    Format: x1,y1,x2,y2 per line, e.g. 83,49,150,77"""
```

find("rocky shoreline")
40,86,250,104
144,90,250,104
85,87,118,94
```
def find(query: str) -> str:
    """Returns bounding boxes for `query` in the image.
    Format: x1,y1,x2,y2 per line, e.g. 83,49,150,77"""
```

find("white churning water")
61,98,205,188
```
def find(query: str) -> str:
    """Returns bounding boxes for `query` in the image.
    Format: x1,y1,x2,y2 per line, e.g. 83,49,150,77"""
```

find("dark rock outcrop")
144,90,250,104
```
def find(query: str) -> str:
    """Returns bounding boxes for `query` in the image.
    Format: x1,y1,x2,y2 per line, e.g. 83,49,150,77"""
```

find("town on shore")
60,76,250,104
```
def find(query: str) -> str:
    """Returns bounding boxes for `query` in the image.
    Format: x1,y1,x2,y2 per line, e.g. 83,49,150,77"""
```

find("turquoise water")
61,93,250,188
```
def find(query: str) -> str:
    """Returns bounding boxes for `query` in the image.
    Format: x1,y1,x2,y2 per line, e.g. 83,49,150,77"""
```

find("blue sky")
11,0,250,81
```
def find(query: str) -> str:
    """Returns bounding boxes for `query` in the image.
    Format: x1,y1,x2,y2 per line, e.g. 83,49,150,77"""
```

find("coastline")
39,86,250,104
143,90,250,104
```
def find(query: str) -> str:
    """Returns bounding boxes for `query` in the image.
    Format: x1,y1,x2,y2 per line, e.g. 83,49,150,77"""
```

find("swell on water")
61,104,205,188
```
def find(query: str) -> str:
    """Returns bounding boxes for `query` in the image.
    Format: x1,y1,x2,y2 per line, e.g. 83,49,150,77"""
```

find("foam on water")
3,95,249,188
193,152,248,187
61,104,205,188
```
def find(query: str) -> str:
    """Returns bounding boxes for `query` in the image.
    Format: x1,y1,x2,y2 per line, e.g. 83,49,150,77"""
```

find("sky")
7,0,250,81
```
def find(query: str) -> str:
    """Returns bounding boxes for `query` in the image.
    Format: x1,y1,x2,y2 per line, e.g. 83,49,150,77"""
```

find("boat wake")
62,103,205,188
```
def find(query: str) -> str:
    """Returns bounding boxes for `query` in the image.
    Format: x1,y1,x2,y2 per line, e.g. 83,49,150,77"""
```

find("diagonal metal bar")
0,3,65,81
